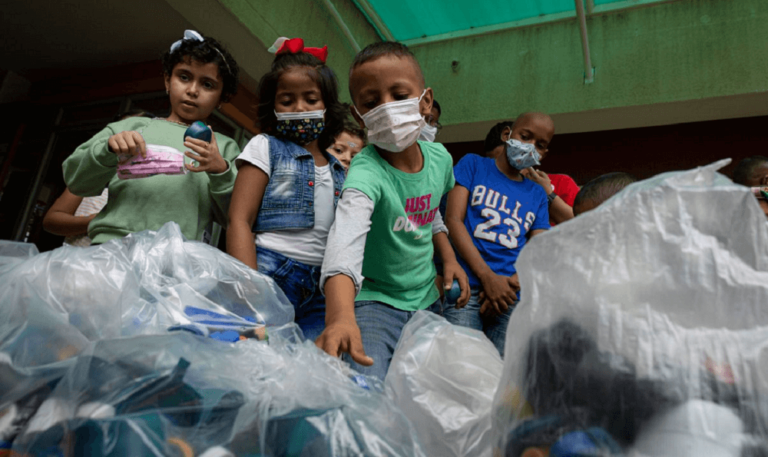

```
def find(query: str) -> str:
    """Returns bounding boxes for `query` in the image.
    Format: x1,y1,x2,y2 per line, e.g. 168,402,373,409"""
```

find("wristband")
547,192,557,205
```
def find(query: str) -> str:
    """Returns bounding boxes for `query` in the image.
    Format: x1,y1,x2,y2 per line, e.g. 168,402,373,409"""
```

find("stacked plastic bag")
4,159,768,456
492,160,768,456
0,222,424,456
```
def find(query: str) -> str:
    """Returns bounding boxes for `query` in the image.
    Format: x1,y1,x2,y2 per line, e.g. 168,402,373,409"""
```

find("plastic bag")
0,223,424,456
6,331,425,456
386,311,502,457
492,160,768,456
0,222,293,350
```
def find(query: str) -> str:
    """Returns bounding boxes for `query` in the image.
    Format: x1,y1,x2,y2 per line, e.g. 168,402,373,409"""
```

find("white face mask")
419,123,438,143
273,109,325,121
355,90,427,152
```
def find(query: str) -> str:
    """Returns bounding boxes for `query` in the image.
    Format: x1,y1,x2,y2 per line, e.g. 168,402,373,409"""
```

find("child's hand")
478,272,518,317
509,272,520,291
184,127,228,174
315,319,374,367
442,261,470,308
108,131,146,159
521,168,553,195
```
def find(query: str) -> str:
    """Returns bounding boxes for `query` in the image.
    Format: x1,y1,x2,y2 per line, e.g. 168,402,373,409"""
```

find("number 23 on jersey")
470,185,536,249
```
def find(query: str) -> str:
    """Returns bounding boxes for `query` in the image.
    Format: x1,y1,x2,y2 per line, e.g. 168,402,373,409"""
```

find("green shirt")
343,141,456,311
62,117,240,244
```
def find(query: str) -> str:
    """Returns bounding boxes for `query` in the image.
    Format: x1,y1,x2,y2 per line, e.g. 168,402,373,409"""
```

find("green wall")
217,0,380,100
413,0,768,129
217,0,767,137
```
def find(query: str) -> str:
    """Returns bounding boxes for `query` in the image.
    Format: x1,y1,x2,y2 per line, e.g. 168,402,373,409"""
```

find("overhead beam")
321,0,361,52
351,0,395,42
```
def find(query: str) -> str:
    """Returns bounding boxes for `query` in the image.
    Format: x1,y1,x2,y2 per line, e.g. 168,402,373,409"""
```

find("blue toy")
445,280,461,305
550,428,623,457
184,121,212,142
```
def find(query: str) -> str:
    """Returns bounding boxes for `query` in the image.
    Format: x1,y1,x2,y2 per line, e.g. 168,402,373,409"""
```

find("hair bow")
170,30,204,53
169,29,233,75
268,37,328,63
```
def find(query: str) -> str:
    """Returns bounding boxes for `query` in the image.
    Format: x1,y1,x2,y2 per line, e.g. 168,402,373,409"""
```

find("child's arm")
431,213,471,307
445,185,519,316
227,163,268,270
316,189,374,366
522,169,574,224
63,121,146,197
185,131,240,227
42,188,92,236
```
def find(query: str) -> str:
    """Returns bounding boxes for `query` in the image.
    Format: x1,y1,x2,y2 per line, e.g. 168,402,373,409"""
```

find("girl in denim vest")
227,38,348,342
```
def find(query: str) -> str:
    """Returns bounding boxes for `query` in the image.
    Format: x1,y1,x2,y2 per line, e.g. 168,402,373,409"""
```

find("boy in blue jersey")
444,113,552,356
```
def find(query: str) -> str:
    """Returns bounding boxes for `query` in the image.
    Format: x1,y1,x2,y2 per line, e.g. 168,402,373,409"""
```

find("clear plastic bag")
0,222,293,348
492,161,768,456
0,223,424,456
6,331,424,456
385,311,502,457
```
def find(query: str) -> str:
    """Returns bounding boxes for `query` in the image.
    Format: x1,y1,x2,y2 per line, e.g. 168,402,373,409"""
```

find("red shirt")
549,174,579,207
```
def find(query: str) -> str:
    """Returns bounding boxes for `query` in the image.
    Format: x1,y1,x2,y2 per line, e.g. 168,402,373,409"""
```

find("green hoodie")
62,117,240,244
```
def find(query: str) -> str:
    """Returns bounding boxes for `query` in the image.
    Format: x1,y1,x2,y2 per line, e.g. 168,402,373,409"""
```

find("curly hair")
483,121,514,155
257,52,346,151
161,35,239,103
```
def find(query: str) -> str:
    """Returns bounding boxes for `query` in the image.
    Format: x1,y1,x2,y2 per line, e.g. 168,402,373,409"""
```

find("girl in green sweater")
62,30,241,244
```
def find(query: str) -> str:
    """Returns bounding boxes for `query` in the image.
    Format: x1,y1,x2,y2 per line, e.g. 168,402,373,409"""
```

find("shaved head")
516,112,555,133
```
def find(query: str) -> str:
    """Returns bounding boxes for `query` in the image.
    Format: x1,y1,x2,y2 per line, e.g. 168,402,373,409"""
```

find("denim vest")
254,135,346,232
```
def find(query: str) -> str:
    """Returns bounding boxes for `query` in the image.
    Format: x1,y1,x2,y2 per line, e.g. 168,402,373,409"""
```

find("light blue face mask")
505,139,541,170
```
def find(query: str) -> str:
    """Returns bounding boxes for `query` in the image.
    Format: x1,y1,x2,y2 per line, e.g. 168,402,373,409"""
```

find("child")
317,42,469,381
327,113,365,170
226,37,348,342
419,99,441,142
733,156,768,187
45,111,154,247
484,114,579,225
572,172,637,216
62,30,241,244
444,122,552,356
42,188,108,247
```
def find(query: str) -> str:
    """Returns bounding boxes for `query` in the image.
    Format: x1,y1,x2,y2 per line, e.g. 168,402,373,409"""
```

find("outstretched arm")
316,189,375,365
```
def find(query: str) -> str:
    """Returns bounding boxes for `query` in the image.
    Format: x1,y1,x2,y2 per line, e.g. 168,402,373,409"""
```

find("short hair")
484,121,514,154
432,100,442,116
349,42,424,98
257,52,347,151
732,156,768,185
161,34,239,103
574,172,637,213
340,109,366,145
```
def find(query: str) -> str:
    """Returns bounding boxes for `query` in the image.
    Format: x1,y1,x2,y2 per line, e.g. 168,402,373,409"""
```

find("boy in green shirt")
318,42,469,380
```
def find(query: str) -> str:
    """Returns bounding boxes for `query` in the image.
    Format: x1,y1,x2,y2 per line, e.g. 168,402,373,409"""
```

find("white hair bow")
168,29,233,75
170,30,204,53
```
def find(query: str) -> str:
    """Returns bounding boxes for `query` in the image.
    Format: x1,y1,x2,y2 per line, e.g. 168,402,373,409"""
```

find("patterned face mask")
274,110,326,145
505,138,541,170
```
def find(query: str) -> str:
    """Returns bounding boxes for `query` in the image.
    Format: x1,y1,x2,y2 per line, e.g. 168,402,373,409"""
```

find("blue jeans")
257,246,325,342
343,300,443,381
441,287,515,357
